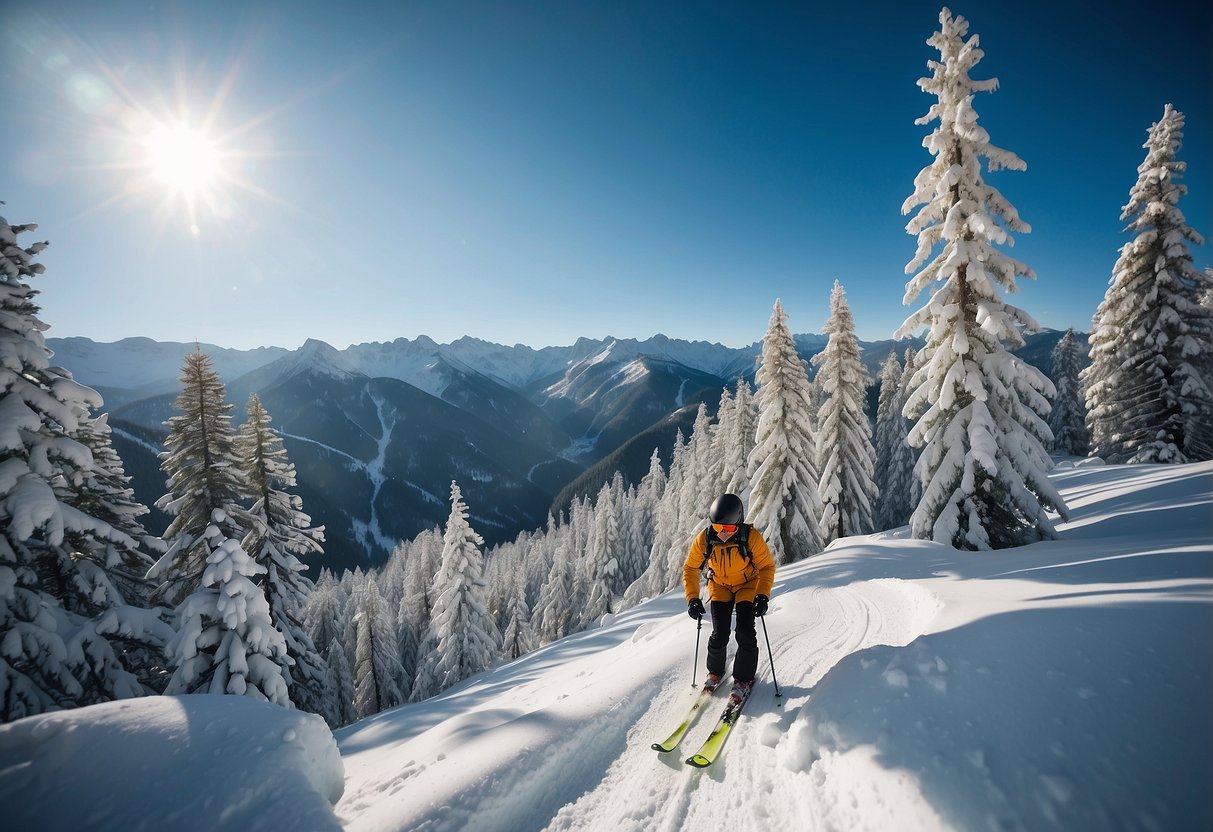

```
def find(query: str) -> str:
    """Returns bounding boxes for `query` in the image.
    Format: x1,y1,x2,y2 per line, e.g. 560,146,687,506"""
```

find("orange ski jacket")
683,525,776,604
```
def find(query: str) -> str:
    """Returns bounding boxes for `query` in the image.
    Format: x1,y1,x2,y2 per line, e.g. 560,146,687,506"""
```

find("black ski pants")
706,600,758,684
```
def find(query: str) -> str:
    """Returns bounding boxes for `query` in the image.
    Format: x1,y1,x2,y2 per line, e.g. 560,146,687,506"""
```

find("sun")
144,123,222,197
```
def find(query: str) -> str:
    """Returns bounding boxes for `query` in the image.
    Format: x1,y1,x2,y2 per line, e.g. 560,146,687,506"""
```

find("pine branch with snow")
164,520,291,704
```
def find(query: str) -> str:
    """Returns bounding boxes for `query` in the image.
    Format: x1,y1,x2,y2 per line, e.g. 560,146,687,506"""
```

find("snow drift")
0,695,344,831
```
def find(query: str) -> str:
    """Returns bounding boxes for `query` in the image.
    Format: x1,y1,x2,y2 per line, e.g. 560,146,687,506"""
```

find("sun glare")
145,124,221,196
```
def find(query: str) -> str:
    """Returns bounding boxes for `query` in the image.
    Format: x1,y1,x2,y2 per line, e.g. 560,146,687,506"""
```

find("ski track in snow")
540,579,941,832
336,574,941,832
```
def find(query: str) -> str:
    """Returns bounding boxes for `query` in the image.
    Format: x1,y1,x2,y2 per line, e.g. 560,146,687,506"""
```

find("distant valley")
49,330,1069,574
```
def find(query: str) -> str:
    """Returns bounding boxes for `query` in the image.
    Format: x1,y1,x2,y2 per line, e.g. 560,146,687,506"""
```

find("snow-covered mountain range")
46,330,1070,573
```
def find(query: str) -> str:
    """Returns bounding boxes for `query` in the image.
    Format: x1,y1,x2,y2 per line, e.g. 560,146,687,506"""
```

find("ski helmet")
709,493,744,525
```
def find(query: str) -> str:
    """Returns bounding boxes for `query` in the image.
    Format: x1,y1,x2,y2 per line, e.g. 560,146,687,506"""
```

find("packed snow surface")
0,695,344,831
2,461,1209,831
337,460,1211,831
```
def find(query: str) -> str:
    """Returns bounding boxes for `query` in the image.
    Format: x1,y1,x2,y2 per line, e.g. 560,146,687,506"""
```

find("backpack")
703,522,753,569
698,528,752,587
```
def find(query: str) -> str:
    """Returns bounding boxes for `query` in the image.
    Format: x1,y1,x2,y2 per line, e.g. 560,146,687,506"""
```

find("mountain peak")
288,339,364,381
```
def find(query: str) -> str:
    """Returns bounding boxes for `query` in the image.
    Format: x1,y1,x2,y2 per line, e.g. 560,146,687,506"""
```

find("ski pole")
759,613,782,705
691,614,702,687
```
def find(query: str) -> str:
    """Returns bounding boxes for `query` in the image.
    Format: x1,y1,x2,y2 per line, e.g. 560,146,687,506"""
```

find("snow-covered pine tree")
725,379,757,499
897,346,922,509
325,638,356,727
620,451,664,588
878,347,919,529
234,394,330,716
580,482,620,628
499,570,535,660
874,352,904,528
1,213,173,722
681,404,716,533
896,8,1065,549
708,387,735,497
302,570,351,726
149,350,248,604
410,482,499,700
1048,329,1090,456
1083,105,1213,463
623,431,687,603
813,281,878,542
535,542,575,644
60,412,175,700
164,522,290,703
352,578,405,718
748,299,824,563
398,529,442,682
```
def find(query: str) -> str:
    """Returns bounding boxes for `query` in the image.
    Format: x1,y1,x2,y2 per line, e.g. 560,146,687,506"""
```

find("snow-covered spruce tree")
164,525,290,703
397,529,442,682
499,570,535,661
748,299,824,563
1083,105,1212,463
708,387,735,498
149,350,248,605
580,482,620,628
877,348,919,529
874,352,904,528
302,570,352,725
59,413,175,700
1048,329,1090,456
235,394,330,716
352,579,405,718
623,430,686,603
535,542,575,644
725,379,758,499
896,8,1065,549
410,482,499,700
0,213,172,722
813,281,878,542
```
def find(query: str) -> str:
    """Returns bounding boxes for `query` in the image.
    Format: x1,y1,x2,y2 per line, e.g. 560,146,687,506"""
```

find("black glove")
754,594,769,617
688,598,706,620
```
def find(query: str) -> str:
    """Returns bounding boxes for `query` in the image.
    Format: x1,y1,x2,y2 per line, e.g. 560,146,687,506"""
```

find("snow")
329,460,1211,831
4,461,1209,830
0,695,344,831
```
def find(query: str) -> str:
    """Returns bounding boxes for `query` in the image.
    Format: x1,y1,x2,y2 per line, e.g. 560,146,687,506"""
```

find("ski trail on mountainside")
542,578,942,831
335,559,941,832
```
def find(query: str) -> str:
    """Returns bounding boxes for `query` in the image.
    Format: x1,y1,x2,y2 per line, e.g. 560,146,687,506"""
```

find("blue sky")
2,0,1209,350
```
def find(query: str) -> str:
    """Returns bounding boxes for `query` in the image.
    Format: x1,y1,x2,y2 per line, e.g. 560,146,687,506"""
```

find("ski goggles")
711,523,738,534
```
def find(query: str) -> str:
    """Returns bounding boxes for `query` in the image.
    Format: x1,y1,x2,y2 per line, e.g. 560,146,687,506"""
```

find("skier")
684,493,775,701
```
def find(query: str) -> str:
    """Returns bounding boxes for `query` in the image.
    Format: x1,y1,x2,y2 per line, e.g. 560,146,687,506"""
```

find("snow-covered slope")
0,695,344,832
4,461,1204,831
335,460,1212,831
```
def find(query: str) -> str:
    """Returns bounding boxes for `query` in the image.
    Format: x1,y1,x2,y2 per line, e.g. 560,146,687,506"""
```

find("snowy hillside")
336,460,1211,831
3,460,1208,831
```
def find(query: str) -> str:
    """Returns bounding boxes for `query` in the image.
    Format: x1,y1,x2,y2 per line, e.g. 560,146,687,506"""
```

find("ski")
685,683,752,768
651,678,722,753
